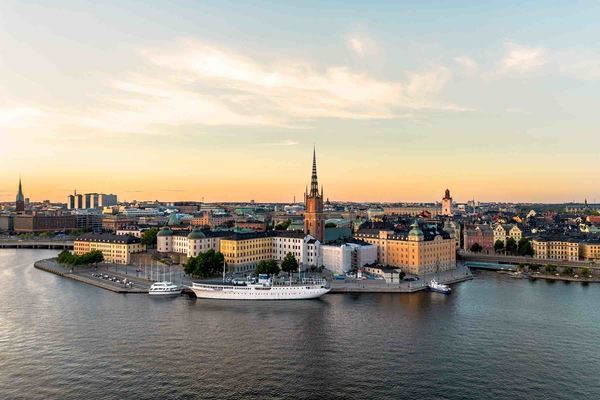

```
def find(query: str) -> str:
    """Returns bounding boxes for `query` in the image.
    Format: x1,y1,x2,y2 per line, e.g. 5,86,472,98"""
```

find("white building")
320,241,377,275
157,227,230,258
272,233,320,267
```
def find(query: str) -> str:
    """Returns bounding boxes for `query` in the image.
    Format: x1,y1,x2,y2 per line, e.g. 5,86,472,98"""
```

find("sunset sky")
2,1,600,203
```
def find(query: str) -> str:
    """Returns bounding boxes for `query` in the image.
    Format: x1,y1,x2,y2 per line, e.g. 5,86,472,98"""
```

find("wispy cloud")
0,106,46,129
257,139,299,147
500,42,547,73
346,34,378,57
454,56,478,72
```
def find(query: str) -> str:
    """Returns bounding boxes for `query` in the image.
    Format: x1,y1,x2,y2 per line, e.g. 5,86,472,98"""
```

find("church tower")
441,188,453,216
16,176,25,214
304,148,324,242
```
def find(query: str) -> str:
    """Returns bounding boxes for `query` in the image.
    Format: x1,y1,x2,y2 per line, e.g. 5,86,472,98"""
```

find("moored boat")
189,274,330,300
428,279,451,294
149,281,181,296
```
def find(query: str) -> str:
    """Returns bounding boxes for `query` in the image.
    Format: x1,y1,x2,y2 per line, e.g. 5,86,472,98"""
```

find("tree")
506,237,518,255
281,252,299,273
494,240,505,253
562,267,574,276
517,238,534,256
581,267,591,277
141,228,160,247
256,260,280,275
470,243,483,253
184,249,225,277
274,219,291,230
545,265,557,274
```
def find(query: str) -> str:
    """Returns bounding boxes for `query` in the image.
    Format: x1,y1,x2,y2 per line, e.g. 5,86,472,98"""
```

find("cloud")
500,42,547,73
257,139,299,146
454,56,478,72
0,106,46,129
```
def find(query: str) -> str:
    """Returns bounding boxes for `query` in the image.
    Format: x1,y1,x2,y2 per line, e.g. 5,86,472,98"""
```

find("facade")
579,241,600,261
463,224,495,253
355,222,456,276
493,224,522,246
191,211,235,228
0,215,14,233
383,205,440,217
102,215,135,232
13,214,77,233
157,227,232,258
441,189,453,216
304,149,325,242
320,241,377,275
74,234,145,264
235,220,268,232
532,238,579,261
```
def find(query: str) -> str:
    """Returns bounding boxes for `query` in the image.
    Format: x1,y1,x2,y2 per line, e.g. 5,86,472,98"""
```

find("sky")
1,0,600,203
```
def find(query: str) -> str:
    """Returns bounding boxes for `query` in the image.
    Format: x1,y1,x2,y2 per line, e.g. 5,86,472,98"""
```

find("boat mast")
222,261,226,282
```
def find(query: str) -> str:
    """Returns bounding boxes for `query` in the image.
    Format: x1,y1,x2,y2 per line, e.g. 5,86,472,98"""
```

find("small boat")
428,279,451,294
149,281,181,296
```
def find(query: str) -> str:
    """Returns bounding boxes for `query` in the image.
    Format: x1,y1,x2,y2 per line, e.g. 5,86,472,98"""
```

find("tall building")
441,189,453,216
304,148,325,242
15,177,25,214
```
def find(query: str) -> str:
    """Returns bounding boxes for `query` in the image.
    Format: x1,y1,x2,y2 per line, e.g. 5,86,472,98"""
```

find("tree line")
184,249,225,278
471,238,534,256
57,249,104,266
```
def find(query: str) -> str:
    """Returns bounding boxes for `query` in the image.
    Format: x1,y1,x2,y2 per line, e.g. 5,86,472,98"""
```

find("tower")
304,148,324,242
442,188,453,216
16,176,25,213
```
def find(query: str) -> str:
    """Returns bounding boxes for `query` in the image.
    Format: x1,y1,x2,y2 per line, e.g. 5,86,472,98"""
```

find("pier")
34,259,150,293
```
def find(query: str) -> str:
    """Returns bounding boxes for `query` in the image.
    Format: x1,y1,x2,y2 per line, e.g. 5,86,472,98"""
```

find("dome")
187,229,206,239
408,221,424,241
157,227,173,237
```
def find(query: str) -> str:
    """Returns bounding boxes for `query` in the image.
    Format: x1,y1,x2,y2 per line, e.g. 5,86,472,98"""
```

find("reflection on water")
1,250,600,400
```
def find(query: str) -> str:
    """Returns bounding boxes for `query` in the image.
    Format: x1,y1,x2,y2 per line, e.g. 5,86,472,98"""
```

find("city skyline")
2,1,600,202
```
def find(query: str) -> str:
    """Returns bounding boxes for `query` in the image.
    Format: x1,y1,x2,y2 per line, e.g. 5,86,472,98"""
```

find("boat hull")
190,284,330,300
148,291,181,296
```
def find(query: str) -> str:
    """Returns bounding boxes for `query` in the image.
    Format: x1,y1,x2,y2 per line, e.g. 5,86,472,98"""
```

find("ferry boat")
428,279,451,294
149,281,181,296
189,274,330,300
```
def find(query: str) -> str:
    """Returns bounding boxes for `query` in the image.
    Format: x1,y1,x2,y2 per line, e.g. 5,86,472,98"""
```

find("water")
1,250,600,400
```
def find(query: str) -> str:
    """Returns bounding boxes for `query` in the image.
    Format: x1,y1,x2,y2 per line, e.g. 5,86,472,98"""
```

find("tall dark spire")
16,176,24,202
310,147,319,197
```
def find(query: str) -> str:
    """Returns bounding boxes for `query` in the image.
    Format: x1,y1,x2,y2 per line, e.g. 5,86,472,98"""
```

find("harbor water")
1,250,600,399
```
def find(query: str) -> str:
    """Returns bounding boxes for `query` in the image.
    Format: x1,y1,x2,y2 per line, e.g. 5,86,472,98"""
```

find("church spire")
310,147,319,197
16,176,24,202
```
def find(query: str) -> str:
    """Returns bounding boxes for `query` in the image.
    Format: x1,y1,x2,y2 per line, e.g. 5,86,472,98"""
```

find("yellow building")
532,238,579,261
354,222,456,276
74,234,146,265
579,241,600,261
220,232,275,273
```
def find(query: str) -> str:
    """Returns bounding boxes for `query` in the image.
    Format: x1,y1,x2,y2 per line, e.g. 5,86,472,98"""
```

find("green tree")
545,265,557,274
281,252,299,273
517,238,534,256
184,249,225,277
529,264,540,272
562,267,574,276
494,240,505,253
581,267,591,277
141,228,160,247
506,237,518,255
256,260,280,275
274,219,291,230
470,243,483,253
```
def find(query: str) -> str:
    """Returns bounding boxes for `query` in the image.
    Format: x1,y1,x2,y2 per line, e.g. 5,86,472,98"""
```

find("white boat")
428,279,451,294
149,281,181,296
189,274,330,300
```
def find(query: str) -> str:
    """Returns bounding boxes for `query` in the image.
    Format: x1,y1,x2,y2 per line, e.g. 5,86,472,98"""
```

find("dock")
34,259,150,294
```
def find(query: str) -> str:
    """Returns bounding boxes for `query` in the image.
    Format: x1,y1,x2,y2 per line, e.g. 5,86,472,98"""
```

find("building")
16,177,25,213
13,214,77,233
354,221,456,276
320,241,377,275
102,215,135,232
463,224,495,253
191,211,235,228
68,193,118,209
157,227,232,258
116,228,148,238
74,234,145,264
235,220,268,232
304,148,325,242
0,214,14,233
383,205,440,217
579,240,600,261
441,189,453,216
532,237,579,261
493,224,522,245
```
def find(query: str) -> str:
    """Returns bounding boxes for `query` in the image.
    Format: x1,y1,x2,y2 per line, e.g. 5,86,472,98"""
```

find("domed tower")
304,148,324,242
157,227,174,253
408,221,424,242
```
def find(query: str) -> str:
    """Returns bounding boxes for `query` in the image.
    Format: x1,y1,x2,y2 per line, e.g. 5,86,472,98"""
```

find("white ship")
149,281,181,296
428,279,451,294
189,274,330,300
